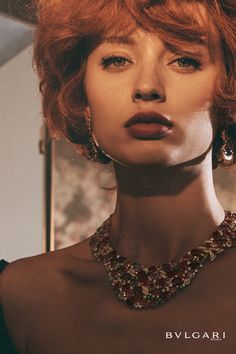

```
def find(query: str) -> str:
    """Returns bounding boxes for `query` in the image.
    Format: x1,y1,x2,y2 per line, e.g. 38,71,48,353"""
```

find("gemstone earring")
218,130,234,167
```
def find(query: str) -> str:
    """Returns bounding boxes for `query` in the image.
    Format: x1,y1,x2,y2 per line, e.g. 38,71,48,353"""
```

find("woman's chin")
111,154,175,170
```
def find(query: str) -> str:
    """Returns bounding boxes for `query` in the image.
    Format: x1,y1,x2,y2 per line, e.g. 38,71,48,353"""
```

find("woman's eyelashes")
100,54,202,72
101,54,131,69
170,57,202,71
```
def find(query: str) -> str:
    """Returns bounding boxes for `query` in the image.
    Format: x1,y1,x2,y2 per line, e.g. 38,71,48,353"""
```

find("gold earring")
217,130,234,167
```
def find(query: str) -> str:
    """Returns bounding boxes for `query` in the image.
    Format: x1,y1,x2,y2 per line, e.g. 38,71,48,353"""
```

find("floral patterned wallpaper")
53,140,236,250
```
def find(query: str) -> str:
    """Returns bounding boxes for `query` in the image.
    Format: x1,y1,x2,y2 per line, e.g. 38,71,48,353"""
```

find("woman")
0,0,236,353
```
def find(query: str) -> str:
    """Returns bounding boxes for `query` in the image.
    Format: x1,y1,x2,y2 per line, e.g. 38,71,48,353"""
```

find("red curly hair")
32,0,236,167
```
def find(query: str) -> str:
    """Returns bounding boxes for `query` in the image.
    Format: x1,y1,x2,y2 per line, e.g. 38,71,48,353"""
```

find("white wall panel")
0,44,43,261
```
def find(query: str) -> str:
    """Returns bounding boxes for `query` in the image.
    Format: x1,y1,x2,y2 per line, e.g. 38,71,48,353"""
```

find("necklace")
89,210,236,310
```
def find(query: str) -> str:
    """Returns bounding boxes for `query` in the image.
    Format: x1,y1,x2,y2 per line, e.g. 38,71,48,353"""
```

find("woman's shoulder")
0,250,69,293
0,240,97,352
0,237,97,308
0,253,62,324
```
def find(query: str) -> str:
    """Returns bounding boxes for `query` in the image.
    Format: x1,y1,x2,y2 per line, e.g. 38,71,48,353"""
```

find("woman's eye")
101,55,131,69
172,57,202,70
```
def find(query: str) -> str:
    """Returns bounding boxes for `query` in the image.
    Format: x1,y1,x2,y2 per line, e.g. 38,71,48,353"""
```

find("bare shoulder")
0,237,102,352
0,236,95,300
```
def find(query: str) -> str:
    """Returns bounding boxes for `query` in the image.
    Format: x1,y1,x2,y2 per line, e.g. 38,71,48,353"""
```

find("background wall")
0,44,43,261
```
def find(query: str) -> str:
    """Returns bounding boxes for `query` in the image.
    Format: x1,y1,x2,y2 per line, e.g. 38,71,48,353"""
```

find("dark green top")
0,260,18,354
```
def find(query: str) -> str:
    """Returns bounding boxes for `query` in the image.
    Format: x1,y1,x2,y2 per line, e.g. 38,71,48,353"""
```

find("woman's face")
84,27,223,169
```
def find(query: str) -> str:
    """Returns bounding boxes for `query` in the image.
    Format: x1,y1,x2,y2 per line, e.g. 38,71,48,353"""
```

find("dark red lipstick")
124,112,173,139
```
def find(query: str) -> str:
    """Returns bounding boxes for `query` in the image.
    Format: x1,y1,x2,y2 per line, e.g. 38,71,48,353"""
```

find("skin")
84,27,226,265
86,29,219,169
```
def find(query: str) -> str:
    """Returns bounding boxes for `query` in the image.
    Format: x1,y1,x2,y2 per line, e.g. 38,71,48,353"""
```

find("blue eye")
101,55,129,68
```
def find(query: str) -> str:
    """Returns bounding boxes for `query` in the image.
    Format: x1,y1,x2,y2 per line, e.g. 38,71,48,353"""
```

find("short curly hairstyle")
32,0,236,167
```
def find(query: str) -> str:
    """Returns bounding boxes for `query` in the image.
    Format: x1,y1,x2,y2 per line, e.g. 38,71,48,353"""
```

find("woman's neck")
110,160,225,266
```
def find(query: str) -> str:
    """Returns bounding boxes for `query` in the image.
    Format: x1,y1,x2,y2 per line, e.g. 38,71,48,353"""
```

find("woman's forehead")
99,29,221,66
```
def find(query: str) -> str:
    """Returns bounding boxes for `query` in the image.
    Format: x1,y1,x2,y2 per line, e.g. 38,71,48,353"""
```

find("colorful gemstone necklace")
89,210,236,310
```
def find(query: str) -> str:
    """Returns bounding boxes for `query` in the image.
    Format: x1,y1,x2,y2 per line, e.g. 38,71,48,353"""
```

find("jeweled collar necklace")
89,210,236,310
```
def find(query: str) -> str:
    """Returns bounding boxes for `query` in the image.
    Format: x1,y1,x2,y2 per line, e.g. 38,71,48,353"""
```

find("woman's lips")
127,122,171,139
124,111,173,139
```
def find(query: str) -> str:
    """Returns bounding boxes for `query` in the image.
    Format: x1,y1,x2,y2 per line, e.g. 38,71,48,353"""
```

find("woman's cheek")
170,68,216,106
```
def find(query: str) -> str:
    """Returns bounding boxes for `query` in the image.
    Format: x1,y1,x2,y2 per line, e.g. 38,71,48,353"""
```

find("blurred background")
0,0,235,262
0,0,43,262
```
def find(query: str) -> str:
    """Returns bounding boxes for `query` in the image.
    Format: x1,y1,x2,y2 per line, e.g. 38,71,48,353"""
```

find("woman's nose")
132,65,166,103
133,90,164,102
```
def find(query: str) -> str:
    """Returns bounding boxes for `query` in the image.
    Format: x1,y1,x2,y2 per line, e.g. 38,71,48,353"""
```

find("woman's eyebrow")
165,42,210,58
100,36,136,46
99,36,211,59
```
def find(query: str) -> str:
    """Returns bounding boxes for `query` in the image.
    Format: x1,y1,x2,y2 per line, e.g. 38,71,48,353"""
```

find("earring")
85,112,99,161
217,130,234,167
